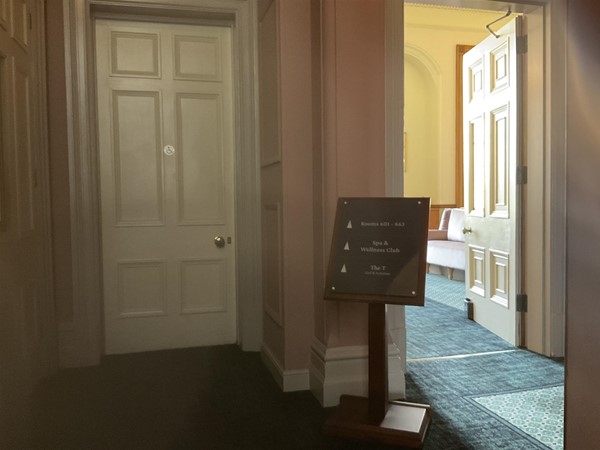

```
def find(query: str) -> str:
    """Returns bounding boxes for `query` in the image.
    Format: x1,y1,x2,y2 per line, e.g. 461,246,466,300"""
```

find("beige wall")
260,0,386,377
259,0,315,372
46,0,73,326
403,5,512,205
565,0,600,447
259,0,285,368
320,0,386,347
279,0,314,369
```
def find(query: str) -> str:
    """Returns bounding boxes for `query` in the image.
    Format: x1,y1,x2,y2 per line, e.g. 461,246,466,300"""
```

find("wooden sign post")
323,198,432,448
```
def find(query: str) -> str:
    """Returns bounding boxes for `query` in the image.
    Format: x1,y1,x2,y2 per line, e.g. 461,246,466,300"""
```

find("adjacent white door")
463,18,521,345
96,20,237,354
0,0,53,413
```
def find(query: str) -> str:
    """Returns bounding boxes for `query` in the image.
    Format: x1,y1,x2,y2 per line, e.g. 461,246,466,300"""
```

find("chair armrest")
428,229,448,241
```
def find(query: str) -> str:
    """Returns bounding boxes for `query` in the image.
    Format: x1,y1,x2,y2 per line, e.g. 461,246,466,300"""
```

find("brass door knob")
214,236,226,248
462,227,473,235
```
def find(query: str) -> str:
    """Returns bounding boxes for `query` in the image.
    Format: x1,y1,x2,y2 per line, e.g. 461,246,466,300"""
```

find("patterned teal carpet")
404,274,565,450
424,273,466,310
406,278,514,359
472,385,564,449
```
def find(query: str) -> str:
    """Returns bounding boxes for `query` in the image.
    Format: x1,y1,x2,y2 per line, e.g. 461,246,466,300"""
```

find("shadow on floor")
22,346,411,450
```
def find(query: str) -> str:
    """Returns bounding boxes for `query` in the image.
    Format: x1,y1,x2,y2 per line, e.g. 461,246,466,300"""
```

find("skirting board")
310,338,406,407
261,344,310,392
58,323,98,368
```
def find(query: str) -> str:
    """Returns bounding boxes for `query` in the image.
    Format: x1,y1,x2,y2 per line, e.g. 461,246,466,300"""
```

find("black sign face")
324,197,430,306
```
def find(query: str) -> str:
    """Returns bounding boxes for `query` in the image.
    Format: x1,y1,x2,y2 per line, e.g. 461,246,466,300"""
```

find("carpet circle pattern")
471,386,564,450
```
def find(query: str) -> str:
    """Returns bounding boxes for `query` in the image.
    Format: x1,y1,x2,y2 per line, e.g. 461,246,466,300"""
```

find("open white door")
0,0,54,423
463,18,522,345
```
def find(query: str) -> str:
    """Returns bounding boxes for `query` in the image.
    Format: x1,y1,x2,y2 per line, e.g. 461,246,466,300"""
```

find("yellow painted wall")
404,4,513,205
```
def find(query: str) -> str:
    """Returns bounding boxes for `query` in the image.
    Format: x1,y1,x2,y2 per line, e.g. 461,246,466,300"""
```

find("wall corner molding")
309,338,405,408
385,0,405,199
261,344,310,392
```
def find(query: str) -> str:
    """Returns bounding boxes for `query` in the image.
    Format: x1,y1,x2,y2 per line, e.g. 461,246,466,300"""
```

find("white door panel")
110,90,165,225
0,0,53,426
463,18,521,345
96,20,236,354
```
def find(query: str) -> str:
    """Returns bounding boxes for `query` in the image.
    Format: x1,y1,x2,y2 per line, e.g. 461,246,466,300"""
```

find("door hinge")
517,166,528,184
29,13,33,30
517,35,528,54
516,293,528,312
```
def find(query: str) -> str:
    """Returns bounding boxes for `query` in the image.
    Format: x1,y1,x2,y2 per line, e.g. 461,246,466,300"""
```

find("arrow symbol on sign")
341,264,347,273
346,221,353,229
344,242,350,251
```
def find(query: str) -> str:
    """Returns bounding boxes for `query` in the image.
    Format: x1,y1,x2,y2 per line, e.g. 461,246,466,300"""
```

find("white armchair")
426,208,466,280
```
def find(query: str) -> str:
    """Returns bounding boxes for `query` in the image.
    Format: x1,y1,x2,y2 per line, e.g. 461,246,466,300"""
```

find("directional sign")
324,197,430,306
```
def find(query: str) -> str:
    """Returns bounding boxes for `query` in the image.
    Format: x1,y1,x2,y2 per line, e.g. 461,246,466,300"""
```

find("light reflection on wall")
404,48,441,203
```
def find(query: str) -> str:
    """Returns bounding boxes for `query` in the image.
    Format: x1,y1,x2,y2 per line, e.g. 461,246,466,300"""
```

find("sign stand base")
324,304,431,448
324,395,431,448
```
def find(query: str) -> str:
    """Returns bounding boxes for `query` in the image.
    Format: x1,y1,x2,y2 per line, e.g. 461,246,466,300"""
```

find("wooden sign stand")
323,198,432,448
323,304,431,448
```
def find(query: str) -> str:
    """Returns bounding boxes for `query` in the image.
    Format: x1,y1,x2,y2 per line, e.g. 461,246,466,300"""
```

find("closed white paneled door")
96,20,236,354
0,0,54,423
463,18,521,345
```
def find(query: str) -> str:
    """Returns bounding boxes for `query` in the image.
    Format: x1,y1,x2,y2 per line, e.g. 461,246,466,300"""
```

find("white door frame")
61,0,261,366
385,0,567,357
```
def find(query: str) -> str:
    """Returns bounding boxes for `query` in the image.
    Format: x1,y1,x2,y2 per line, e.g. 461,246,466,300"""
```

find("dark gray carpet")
22,346,399,450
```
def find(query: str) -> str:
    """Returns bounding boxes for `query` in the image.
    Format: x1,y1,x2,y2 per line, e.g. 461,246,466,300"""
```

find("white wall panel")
176,93,224,225
490,39,510,94
174,35,221,81
490,105,509,218
468,115,485,217
112,90,164,226
0,56,8,232
179,259,227,314
490,249,509,308
469,244,486,297
10,0,27,50
110,31,160,78
0,0,8,31
468,58,483,103
262,203,283,325
117,260,167,318
14,61,34,237
258,1,281,167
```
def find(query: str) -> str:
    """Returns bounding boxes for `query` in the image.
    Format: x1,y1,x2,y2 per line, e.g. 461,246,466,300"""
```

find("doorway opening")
94,19,238,354
61,0,261,367
402,2,565,448
405,3,522,345
401,0,565,355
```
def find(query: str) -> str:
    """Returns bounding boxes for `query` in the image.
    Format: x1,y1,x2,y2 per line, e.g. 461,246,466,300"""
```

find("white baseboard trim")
309,338,406,407
261,344,310,392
